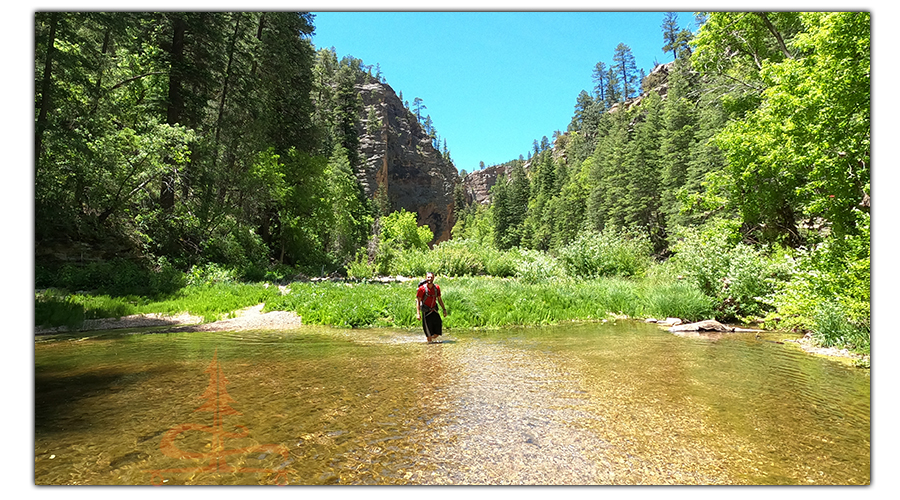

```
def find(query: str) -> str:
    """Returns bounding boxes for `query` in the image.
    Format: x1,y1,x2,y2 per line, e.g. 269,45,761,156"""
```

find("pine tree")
333,64,362,167
569,90,594,132
592,61,608,103
587,111,629,230
612,43,639,100
661,12,681,59
491,173,512,249
412,97,426,122
624,93,665,249
659,51,701,230
604,67,621,108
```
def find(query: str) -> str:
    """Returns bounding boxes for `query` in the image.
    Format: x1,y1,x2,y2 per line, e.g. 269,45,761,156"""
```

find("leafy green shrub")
35,265,57,289
150,257,186,295
374,209,434,276
557,228,653,279
379,209,433,251
430,239,486,276
767,213,870,349
484,247,518,277
261,263,299,283
345,250,376,280
385,239,520,278
514,249,568,284
185,263,238,286
667,222,789,320
718,244,783,319
34,291,86,329
51,257,184,297
201,221,269,271
390,248,430,277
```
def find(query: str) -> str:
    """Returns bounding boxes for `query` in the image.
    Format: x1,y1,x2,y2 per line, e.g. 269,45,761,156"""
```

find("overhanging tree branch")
754,12,793,60
108,72,166,92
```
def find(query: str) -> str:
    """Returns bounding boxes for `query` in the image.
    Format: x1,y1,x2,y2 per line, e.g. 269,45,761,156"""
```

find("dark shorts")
422,309,442,337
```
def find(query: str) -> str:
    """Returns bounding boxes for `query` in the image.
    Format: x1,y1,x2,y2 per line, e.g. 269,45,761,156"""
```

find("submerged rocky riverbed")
35,320,870,485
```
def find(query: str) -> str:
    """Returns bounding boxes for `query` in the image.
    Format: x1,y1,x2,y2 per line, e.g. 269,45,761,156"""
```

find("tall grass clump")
640,280,715,322
377,239,520,278
557,228,653,278
390,248,431,277
36,281,284,328
139,282,282,322
185,262,239,286
265,281,417,328
35,289,90,329
812,300,870,352
270,277,693,330
429,239,487,276
483,247,518,277
344,250,376,280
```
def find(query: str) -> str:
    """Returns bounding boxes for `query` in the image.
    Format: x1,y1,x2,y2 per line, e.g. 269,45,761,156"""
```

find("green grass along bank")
35,276,715,331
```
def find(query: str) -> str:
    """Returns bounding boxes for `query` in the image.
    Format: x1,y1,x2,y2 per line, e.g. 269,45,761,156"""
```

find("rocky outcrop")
461,162,518,206
608,61,674,114
355,82,458,245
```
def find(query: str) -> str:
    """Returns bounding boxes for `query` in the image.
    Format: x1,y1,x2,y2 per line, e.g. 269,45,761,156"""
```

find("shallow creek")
34,321,869,485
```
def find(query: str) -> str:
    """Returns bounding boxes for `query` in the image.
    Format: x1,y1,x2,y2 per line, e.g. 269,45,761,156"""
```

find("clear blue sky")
310,11,696,174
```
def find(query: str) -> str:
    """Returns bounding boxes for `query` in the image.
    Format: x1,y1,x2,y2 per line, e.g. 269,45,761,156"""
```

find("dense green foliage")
35,12,389,278
450,12,869,352
36,12,869,356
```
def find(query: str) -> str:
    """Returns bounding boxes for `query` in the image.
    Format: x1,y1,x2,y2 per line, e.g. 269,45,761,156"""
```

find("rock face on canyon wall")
355,82,458,245
460,162,517,206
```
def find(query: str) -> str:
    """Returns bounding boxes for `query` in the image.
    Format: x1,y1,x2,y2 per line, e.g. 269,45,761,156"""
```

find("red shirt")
416,284,441,309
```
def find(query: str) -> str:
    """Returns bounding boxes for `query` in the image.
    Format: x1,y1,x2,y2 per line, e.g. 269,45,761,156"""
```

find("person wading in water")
415,272,447,343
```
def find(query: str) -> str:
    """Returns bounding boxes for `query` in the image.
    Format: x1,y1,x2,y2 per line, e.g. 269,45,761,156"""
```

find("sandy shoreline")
34,303,302,335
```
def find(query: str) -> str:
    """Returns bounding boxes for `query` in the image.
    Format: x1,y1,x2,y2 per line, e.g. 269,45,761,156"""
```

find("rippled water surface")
34,321,870,485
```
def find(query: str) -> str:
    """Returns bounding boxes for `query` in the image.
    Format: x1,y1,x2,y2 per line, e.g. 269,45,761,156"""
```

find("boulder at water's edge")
669,320,734,333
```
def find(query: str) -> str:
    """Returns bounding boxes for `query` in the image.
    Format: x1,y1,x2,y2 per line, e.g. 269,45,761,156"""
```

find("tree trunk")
214,14,241,150
35,12,59,164
90,26,111,114
161,15,186,210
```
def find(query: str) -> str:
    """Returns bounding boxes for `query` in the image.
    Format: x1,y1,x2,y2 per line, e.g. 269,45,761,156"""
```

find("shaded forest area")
35,12,375,280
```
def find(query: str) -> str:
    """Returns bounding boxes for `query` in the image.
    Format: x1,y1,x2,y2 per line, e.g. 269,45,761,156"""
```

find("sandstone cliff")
355,82,458,245
461,162,516,206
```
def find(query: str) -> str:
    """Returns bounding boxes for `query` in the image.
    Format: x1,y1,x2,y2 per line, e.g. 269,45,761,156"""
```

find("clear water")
34,321,870,485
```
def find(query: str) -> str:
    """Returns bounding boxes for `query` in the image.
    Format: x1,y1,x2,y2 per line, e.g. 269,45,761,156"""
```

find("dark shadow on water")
34,365,175,435
35,315,192,336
